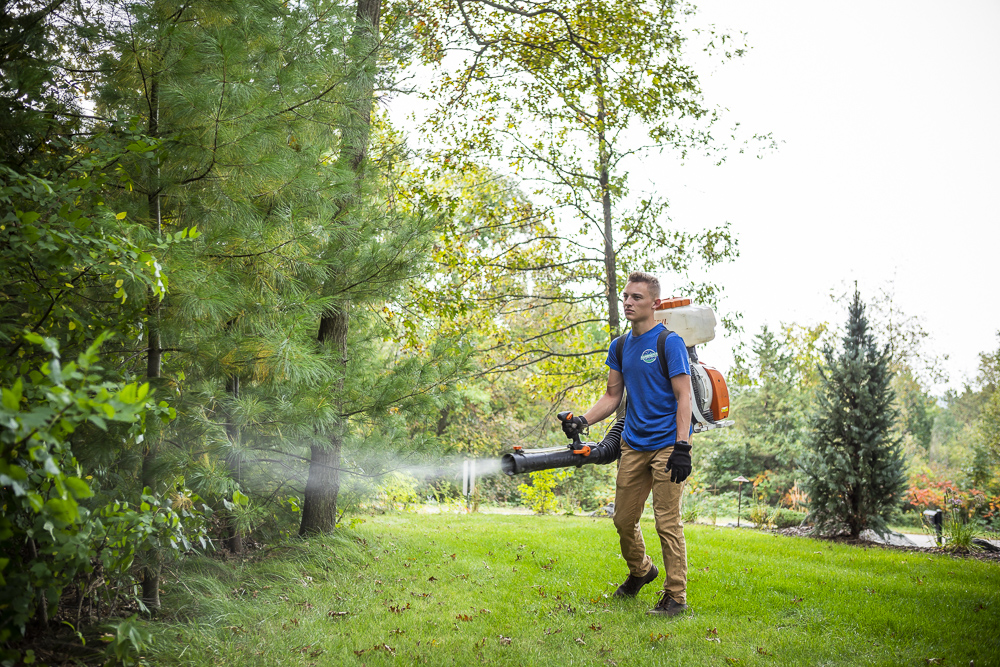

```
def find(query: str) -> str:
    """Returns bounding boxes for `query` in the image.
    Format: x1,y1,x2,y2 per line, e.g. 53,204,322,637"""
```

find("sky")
388,0,1000,395
645,0,1000,393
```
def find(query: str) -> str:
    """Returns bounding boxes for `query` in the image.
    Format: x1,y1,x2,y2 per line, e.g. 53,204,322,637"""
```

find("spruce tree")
800,290,906,538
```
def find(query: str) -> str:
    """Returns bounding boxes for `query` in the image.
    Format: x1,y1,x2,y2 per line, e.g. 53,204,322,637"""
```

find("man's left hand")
666,441,692,483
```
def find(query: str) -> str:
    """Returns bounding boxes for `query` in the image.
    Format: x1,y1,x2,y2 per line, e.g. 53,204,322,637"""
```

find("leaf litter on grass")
144,514,1000,666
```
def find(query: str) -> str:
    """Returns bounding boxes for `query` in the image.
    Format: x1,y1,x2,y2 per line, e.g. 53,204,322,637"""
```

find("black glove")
561,414,588,440
666,441,692,483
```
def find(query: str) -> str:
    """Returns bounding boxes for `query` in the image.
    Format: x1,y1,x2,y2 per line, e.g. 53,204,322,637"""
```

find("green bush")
517,469,571,514
376,472,420,510
891,511,925,530
772,509,808,528
739,507,807,529
748,503,774,528
0,335,210,644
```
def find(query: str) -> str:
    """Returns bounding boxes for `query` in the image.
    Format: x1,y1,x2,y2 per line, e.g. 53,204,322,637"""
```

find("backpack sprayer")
501,299,734,476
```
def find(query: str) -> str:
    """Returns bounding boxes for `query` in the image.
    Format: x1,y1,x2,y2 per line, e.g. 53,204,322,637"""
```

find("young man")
563,271,693,617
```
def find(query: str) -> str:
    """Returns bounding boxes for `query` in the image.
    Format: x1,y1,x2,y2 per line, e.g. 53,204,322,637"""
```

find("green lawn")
146,513,1000,666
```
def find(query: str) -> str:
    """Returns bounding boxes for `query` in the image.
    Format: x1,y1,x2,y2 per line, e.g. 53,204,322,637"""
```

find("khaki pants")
613,440,687,603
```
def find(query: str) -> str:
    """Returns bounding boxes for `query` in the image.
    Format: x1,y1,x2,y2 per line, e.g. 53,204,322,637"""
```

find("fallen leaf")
706,627,719,637
327,611,348,617
757,647,771,656
456,614,473,621
428,576,438,582
589,624,602,631
499,635,512,645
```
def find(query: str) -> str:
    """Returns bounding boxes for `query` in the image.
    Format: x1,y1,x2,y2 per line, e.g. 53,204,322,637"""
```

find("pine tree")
800,290,907,538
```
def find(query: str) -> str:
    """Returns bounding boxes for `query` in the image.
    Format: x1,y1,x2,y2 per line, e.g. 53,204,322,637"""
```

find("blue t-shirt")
606,324,691,451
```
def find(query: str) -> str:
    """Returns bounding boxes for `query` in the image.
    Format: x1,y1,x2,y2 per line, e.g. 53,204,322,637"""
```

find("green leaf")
120,384,137,403
64,477,93,499
43,457,61,476
1,378,22,411
19,211,40,225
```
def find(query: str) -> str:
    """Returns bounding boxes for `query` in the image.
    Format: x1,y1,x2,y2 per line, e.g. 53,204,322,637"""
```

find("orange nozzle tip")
513,445,523,452
572,446,592,456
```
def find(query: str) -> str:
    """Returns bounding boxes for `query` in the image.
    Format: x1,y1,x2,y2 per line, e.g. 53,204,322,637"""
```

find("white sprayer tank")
653,299,716,346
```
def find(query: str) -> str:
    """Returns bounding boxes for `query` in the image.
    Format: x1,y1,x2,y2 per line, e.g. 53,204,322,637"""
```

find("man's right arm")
581,369,625,425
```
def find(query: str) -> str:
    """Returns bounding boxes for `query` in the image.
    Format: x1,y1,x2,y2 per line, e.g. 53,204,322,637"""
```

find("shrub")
748,502,774,529
0,335,163,641
942,491,984,553
681,504,699,524
772,509,808,529
517,469,571,514
890,511,925,530
376,472,420,511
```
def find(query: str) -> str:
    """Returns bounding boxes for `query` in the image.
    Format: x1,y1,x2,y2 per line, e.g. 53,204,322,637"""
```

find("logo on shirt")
640,349,657,364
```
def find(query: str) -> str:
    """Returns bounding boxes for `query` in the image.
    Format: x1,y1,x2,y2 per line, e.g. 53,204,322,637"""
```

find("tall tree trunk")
140,75,163,613
298,0,381,535
595,78,618,340
300,308,349,534
223,374,244,554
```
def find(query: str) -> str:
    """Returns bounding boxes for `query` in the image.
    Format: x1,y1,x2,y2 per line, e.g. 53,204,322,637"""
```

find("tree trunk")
140,75,163,613
223,374,244,554
595,75,618,341
300,307,350,534
298,0,381,536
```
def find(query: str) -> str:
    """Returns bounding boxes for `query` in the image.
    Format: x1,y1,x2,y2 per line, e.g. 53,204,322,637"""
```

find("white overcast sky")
388,0,1000,395
651,0,1000,394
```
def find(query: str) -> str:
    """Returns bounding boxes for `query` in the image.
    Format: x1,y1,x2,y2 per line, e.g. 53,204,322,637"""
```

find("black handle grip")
557,410,582,448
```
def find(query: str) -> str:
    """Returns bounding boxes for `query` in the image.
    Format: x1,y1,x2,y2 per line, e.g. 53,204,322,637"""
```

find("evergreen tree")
800,290,906,538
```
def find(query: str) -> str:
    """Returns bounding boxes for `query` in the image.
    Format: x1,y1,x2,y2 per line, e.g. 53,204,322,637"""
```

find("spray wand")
500,407,626,476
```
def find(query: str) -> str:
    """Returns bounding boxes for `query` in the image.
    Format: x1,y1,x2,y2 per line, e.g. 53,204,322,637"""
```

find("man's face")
622,281,659,321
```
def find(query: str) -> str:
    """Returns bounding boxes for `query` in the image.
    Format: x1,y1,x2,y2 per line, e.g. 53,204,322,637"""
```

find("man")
563,271,693,617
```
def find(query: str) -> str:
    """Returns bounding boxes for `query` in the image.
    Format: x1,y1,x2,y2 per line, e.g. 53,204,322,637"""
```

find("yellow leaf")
116,211,127,220
68,321,76,330
115,279,124,288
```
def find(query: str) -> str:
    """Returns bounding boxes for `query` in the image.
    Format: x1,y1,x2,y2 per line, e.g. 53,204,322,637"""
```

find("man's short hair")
626,271,661,300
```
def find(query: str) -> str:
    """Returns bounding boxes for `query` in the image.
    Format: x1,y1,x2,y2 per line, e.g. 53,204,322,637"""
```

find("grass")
144,513,1000,666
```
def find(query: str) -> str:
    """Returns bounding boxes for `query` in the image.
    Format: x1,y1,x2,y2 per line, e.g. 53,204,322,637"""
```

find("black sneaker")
647,591,688,617
612,564,659,598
